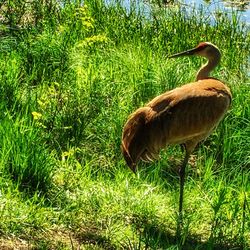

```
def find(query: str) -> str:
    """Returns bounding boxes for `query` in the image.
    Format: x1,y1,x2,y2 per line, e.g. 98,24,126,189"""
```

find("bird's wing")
145,83,231,147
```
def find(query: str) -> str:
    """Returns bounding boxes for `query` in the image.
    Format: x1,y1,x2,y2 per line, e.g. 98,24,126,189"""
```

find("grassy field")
0,0,249,249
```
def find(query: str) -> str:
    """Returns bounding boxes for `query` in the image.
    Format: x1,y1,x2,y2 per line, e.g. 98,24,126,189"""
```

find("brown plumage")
121,42,232,237
122,78,231,168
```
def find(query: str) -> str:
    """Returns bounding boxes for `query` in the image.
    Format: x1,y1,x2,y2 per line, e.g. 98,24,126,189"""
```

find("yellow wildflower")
32,111,42,120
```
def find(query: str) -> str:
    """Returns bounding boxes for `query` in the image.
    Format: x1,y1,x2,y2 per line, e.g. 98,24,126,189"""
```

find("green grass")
0,0,249,249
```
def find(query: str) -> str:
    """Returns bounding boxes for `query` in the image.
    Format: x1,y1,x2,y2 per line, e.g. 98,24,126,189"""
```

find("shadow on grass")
138,156,183,190
125,214,248,250
138,145,208,191
74,226,117,250
72,214,248,250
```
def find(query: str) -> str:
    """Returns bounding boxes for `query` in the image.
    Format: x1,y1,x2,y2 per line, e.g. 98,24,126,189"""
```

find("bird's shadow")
138,156,185,190
124,213,246,250
138,145,202,190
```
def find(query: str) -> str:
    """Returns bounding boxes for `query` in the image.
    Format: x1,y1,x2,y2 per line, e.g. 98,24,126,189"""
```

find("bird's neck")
196,54,221,81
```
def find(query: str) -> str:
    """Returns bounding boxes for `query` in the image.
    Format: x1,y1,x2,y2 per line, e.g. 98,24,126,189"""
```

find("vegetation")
0,0,249,249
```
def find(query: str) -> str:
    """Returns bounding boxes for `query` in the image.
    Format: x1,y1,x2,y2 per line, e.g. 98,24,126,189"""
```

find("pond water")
105,0,250,25
183,0,250,25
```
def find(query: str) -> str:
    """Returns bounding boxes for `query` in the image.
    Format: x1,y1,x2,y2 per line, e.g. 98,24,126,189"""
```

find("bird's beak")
168,47,200,58
128,163,137,174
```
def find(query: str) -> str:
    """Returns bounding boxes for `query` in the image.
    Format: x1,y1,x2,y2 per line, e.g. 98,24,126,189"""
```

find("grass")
0,0,249,249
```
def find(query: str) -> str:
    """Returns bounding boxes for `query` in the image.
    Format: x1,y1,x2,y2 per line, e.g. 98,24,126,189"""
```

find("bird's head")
169,42,221,60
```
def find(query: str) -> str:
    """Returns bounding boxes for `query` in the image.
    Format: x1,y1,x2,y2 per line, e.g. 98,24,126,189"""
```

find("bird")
121,42,232,238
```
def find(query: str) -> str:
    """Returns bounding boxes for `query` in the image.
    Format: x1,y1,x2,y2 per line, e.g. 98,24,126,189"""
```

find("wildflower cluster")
32,82,69,129
76,34,109,48
75,5,94,31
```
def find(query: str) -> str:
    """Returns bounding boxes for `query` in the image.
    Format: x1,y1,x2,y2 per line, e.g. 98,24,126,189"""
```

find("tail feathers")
121,107,149,172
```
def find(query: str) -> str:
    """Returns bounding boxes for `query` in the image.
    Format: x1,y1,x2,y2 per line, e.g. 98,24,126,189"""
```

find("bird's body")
122,77,231,170
121,42,232,239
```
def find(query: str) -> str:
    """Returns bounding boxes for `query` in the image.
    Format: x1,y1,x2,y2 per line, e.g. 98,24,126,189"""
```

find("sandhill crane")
121,42,232,238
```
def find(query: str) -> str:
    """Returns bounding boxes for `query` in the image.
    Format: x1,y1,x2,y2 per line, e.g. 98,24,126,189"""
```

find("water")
182,0,250,25
105,0,250,25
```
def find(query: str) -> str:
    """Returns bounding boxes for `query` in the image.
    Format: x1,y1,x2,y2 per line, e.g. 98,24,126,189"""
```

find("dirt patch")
0,237,32,250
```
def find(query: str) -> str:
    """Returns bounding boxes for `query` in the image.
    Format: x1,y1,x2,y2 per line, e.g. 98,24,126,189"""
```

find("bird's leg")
176,148,191,242
179,149,190,216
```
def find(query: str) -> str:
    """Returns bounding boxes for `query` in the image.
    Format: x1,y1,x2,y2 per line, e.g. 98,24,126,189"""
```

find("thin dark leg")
176,150,190,243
